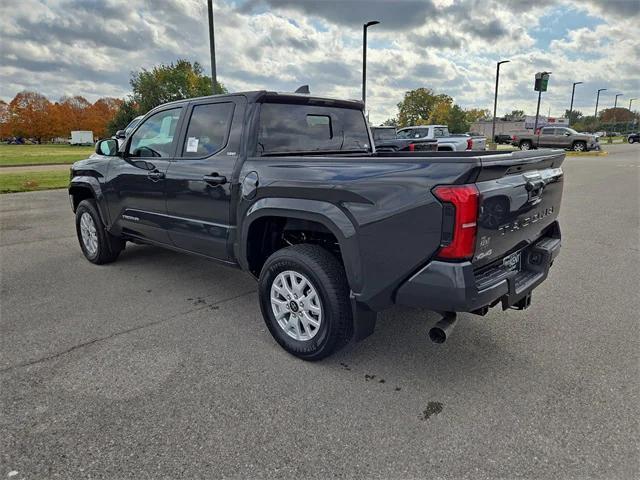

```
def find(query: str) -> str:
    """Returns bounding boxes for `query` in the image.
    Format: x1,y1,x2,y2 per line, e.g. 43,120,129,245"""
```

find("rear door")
163,96,246,260
539,127,556,147
473,150,565,268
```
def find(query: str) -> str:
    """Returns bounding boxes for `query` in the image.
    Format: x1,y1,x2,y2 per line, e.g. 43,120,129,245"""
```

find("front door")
105,106,184,245
164,97,246,260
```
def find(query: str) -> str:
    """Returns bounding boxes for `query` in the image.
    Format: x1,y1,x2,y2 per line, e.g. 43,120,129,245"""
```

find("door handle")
147,170,165,181
203,174,227,186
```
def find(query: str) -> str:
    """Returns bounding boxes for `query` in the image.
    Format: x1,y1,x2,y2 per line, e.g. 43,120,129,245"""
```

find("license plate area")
502,251,522,272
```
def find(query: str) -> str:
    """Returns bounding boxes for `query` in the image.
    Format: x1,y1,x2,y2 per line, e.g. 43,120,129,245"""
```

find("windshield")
258,103,370,155
124,116,143,137
565,128,579,134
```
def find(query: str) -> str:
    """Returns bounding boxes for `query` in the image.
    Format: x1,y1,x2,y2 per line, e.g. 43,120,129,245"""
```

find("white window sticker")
186,137,199,152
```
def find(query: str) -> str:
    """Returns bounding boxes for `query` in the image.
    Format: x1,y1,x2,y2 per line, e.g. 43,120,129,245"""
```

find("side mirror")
564,132,571,136
95,138,119,157
115,130,126,139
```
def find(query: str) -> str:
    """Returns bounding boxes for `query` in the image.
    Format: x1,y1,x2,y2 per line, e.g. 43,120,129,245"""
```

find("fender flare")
239,197,363,294
69,177,110,226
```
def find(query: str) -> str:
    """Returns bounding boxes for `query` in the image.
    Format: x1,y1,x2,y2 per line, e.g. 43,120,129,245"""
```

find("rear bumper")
395,235,561,312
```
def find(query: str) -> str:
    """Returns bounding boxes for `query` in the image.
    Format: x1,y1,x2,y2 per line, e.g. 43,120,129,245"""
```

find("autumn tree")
88,97,123,138
0,100,10,139
396,88,452,127
598,107,634,123
8,91,53,142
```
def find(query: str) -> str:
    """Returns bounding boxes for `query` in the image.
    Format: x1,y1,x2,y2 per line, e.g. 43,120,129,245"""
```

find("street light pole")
594,88,607,119
628,98,637,134
612,93,623,127
207,0,217,93
362,20,380,114
491,60,510,144
568,81,583,125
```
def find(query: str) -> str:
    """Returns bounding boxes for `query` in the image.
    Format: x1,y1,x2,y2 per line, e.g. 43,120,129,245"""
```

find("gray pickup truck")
70,91,564,360
512,127,599,152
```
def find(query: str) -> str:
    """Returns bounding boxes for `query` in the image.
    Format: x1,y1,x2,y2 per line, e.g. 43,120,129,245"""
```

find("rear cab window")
541,128,555,135
257,103,370,155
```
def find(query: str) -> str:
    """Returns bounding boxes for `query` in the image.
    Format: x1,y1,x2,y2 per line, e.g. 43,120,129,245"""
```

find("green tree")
396,88,452,127
465,108,490,123
448,105,469,133
505,110,525,121
564,109,583,125
381,117,397,127
106,99,139,136
131,59,226,114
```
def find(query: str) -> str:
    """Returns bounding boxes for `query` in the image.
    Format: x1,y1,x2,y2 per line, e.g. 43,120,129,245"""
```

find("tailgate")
473,150,565,268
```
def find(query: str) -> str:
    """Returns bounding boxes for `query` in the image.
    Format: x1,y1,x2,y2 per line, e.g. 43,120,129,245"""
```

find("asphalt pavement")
1,144,638,479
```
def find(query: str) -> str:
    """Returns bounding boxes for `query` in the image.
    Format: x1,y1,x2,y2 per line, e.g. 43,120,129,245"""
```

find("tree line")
0,60,225,143
0,93,122,142
382,88,490,133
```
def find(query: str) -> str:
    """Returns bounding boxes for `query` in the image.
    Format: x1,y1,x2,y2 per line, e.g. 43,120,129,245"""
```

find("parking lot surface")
1,144,638,479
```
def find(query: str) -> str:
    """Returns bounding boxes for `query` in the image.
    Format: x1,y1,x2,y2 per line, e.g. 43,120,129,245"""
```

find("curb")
565,151,609,157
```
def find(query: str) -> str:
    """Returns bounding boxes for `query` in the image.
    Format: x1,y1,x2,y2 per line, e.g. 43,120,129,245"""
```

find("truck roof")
157,91,364,111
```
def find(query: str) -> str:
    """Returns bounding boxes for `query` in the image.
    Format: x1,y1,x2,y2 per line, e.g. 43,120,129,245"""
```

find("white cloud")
0,0,638,124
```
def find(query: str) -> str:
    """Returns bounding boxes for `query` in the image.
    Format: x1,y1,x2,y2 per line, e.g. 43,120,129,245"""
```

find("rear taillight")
466,138,473,150
433,184,479,260
408,143,415,152
512,135,518,142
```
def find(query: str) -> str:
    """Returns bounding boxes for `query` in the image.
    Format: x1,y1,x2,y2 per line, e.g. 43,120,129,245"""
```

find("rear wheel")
258,244,353,361
75,199,124,264
572,141,586,152
519,140,532,150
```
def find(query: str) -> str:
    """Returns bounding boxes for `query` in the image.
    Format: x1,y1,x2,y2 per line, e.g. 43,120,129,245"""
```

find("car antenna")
294,85,310,94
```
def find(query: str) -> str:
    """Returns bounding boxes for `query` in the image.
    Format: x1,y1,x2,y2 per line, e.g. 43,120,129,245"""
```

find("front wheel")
75,199,124,264
519,140,532,150
258,244,353,361
572,141,586,152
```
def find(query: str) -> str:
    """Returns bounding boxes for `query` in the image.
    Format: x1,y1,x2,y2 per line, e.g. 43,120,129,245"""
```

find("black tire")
75,199,124,264
519,140,532,151
258,244,353,361
572,141,587,152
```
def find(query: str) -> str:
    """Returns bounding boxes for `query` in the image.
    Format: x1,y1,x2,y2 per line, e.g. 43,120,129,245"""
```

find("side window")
396,129,413,139
128,108,182,158
181,102,235,158
541,127,554,135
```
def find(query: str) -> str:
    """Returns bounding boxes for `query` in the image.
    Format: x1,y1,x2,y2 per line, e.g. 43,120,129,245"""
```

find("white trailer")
70,131,94,145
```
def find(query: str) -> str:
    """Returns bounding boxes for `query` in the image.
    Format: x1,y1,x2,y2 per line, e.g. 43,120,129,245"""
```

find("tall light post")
629,98,636,112
362,20,380,114
491,60,510,144
612,93,623,127
594,88,607,119
628,98,637,134
207,0,217,93
568,81,583,125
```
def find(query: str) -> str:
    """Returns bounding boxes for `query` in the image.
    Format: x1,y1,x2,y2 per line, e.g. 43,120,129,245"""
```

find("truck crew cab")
70,91,564,360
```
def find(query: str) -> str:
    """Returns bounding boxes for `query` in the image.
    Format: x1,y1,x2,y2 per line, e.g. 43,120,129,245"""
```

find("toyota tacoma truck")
70,91,564,360
512,126,599,151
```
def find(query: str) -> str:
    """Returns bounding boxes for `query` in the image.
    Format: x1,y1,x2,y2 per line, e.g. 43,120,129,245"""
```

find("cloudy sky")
1,0,638,124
